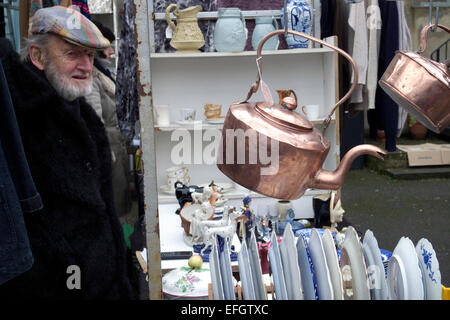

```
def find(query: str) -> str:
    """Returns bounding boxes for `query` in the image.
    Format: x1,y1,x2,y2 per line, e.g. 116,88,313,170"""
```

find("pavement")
340,160,450,288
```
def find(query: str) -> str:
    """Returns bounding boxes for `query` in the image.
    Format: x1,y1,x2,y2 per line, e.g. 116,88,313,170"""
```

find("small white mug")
180,108,196,121
154,105,170,126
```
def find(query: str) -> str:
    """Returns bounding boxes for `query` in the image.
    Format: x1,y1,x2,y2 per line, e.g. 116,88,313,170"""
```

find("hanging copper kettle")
217,30,386,200
379,24,450,133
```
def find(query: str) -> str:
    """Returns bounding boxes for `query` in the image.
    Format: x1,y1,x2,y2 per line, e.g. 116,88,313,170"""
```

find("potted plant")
408,114,428,139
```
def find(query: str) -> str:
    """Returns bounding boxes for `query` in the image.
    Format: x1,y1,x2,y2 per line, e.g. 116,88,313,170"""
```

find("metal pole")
133,0,162,300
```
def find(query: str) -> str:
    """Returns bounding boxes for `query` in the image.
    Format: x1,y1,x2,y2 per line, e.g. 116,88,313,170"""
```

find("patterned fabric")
72,0,92,19
115,0,138,144
30,6,109,49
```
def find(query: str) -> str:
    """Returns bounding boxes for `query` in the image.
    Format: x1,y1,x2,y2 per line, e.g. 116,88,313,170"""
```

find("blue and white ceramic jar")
251,16,279,51
214,8,248,52
280,0,312,49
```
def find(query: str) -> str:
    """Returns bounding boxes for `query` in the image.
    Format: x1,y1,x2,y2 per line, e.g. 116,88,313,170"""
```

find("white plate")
279,224,303,300
238,240,256,300
308,228,334,300
322,229,344,300
206,117,225,124
248,230,266,300
362,230,389,300
160,184,176,195
219,237,236,300
416,238,442,300
340,226,370,300
209,239,224,300
387,253,408,300
296,233,318,300
268,232,288,300
393,237,424,300
176,120,203,126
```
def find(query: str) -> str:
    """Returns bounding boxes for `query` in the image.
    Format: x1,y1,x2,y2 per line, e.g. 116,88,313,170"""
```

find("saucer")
176,120,203,126
159,184,176,195
206,117,225,124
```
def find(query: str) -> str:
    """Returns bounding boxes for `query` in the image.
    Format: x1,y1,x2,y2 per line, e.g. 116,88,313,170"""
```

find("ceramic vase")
214,8,248,52
251,16,279,51
280,0,313,49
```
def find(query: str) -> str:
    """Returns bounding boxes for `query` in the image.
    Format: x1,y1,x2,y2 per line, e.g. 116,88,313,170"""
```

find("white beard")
44,59,93,102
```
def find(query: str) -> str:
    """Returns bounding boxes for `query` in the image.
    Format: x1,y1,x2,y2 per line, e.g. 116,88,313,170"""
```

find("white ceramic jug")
214,8,248,52
252,16,279,51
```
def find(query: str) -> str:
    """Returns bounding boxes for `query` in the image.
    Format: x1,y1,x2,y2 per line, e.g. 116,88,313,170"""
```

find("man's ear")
29,45,46,70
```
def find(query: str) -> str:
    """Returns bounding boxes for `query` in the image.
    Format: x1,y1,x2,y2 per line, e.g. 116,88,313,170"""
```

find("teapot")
165,4,205,52
217,30,386,200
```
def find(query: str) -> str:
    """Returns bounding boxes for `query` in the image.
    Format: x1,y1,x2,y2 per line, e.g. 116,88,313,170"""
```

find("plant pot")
409,123,428,139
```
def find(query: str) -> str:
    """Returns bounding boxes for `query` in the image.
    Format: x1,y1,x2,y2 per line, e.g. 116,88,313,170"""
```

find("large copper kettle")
217,30,386,200
379,24,450,133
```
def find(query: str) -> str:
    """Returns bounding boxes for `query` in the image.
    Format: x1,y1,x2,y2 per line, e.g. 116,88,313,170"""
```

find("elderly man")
0,6,136,299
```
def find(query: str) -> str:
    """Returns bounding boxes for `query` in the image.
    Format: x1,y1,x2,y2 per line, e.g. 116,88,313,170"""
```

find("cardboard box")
397,143,450,166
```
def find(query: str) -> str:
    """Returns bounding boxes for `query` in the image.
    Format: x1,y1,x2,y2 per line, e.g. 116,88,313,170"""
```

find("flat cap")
30,6,110,50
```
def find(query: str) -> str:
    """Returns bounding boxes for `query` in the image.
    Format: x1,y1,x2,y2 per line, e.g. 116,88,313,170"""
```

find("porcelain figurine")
165,4,205,52
200,208,244,255
238,196,254,242
280,0,313,49
329,191,345,229
214,8,248,52
189,187,215,244
251,16,279,51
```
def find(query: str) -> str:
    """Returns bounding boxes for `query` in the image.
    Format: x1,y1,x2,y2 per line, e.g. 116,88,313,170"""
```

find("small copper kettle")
217,30,386,200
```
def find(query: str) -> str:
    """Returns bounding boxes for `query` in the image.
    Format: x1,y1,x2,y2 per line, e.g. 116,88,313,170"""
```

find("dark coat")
0,38,135,299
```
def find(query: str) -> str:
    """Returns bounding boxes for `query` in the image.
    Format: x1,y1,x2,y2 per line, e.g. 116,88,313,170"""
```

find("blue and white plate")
269,232,288,300
309,228,334,300
296,233,318,300
416,238,442,300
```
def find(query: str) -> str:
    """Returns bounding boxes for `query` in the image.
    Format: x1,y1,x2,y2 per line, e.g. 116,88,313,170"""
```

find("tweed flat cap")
30,6,110,50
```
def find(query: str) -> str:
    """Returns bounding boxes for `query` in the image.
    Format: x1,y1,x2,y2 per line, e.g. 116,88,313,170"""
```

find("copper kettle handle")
418,24,450,54
244,29,358,133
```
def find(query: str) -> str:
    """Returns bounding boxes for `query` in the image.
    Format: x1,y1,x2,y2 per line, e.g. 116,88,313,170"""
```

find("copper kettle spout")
309,144,386,190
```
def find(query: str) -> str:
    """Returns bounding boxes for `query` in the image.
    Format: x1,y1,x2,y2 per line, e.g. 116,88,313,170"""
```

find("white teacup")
180,108,196,122
303,104,320,121
154,105,170,126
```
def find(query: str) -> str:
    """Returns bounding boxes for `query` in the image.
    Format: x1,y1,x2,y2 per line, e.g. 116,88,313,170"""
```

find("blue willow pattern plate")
416,238,442,300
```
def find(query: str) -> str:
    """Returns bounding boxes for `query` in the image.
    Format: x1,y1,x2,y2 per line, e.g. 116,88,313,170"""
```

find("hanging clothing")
71,0,91,19
115,0,139,144
396,0,413,137
346,0,381,112
346,1,368,105
320,0,336,39
369,0,399,152
0,58,42,285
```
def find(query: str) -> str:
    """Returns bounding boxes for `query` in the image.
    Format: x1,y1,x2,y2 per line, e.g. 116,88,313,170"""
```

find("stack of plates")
210,226,442,300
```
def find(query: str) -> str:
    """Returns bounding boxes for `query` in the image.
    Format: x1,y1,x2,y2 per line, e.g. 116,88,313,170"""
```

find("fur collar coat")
0,38,135,299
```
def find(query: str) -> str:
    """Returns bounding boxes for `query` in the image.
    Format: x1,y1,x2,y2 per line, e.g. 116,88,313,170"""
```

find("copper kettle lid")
255,98,313,131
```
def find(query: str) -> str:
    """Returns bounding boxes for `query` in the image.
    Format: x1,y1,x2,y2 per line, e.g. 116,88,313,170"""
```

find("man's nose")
77,54,93,72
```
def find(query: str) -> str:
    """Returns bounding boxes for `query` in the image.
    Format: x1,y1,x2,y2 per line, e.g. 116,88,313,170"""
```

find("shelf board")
158,187,331,204
154,119,335,131
150,47,334,59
